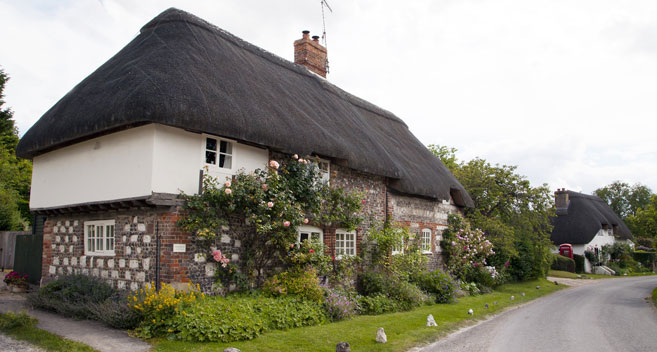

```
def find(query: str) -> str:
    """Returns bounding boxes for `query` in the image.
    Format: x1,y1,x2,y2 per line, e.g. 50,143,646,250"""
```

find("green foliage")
0,311,36,330
627,194,657,240
428,144,459,172
0,68,31,230
594,181,652,219
178,155,362,284
430,146,555,282
573,254,585,273
27,274,116,319
172,295,326,342
287,239,331,276
129,282,203,338
88,299,142,330
412,269,458,303
551,253,575,273
328,255,361,289
440,214,494,281
633,251,656,270
355,270,429,311
323,287,359,321
262,268,324,302
214,262,250,293
362,223,412,267
388,251,428,282
358,294,400,315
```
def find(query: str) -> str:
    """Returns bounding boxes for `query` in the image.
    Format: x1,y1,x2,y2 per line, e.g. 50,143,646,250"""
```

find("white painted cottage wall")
30,125,156,209
570,228,616,273
30,124,270,209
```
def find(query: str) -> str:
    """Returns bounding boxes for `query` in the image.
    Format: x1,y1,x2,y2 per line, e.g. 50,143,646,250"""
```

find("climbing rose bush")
446,227,495,280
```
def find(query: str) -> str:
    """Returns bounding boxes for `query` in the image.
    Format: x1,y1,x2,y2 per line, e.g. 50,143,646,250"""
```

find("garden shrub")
262,268,324,302
633,251,656,270
172,295,326,342
573,254,585,273
358,294,399,315
89,298,142,330
412,269,457,303
27,274,116,320
129,282,203,338
214,262,250,293
328,255,361,289
322,287,359,321
356,270,429,310
551,253,576,273
464,266,498,290
388,251,428,282
287,240,331,276
0,311,36,330
356,270,387,297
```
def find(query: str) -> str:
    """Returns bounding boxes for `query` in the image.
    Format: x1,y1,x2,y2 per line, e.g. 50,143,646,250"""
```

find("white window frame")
421,228,432,254
335,229,356,258
391,237,404,255
202,134,235,171
298,225,323,244
84,220,115,256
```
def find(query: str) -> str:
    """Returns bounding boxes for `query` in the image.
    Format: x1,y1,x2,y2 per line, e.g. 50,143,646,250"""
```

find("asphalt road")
418,276,657,352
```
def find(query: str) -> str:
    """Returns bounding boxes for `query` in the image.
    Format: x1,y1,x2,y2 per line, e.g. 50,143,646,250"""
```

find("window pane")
206,138,217,151
97,225,104,251
218,154,232,168
206,151,216,164
220,140,232,154
300,232,309,242
106,225,114,251
311,232,320,241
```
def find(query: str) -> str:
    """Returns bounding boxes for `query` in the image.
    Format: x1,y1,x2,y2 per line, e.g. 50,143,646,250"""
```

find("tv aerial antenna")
320,0,332,48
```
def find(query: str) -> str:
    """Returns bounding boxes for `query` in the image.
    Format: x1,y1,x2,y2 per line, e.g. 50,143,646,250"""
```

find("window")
335,229,356,258
436,225,447,253
392,237,404,255
421,228,432,253
205,137,232,169
317,160,330,183
298,225,323,244
84,220,115,256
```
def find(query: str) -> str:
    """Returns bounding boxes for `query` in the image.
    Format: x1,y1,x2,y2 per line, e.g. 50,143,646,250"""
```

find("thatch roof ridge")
16,7,471,206
550,190,632,245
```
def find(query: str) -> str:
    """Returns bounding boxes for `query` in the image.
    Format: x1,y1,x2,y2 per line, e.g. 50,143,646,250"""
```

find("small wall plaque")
173,244,186,253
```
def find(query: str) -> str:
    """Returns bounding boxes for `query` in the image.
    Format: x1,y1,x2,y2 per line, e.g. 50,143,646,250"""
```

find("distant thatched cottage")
16,8,472,291
551,189,633,273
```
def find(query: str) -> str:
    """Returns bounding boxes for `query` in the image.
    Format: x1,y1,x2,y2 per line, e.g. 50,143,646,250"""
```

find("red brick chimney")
555,188,569,211
294,30,328,78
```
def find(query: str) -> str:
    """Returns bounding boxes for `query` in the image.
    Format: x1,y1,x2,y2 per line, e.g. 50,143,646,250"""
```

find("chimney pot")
302,30,310,39
312,35,320,42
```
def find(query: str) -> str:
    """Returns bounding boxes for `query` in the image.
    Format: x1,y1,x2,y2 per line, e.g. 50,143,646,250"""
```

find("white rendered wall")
31,124,270,209
30,125,156,209
571,229,617,273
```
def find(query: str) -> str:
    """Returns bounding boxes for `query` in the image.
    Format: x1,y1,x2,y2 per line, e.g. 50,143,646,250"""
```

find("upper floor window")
316,159,330,183
205,137,232,169
335,229,356,258
421,228,432,253
298,225,323,244
84,220,115,256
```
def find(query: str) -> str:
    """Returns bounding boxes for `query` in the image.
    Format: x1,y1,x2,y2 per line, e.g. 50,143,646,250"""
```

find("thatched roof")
551,191,632,245
16,8,472,206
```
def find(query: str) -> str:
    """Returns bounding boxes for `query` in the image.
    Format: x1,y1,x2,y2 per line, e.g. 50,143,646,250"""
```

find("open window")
298,225,323,244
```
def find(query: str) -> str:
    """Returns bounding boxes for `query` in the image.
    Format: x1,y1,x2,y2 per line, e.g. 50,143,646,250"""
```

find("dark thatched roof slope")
551,191,632,245
16,8,472,207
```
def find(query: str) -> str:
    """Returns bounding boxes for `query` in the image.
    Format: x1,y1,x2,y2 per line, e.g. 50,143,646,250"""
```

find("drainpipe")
155,221,161,292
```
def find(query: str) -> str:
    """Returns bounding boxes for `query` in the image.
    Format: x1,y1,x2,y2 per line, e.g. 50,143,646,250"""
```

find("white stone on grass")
510,296,515,301
376,327,387,343
426,314,437,327
468,309,474,315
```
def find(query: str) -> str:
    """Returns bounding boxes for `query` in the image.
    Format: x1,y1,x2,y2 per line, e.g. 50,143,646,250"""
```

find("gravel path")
0,333,45,352
416,276,657,352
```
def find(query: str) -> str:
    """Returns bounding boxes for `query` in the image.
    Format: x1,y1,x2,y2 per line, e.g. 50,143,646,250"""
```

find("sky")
1,0,656,195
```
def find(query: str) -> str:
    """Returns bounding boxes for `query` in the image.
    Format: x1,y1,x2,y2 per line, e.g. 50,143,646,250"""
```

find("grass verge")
152,278,564,352
548,270,656,280
652,287,657,309
0,312,97,352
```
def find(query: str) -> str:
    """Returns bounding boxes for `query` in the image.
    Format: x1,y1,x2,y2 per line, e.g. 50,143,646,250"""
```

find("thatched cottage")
551,189,633,272
16,8,472,291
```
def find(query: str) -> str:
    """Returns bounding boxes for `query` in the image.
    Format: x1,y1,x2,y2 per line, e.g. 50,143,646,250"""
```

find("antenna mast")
320,0,332,48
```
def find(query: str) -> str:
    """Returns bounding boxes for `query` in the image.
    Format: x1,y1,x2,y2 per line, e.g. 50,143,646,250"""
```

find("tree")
0,68,32,230
594,181,652,219
429,145,554,280
626,195,657,240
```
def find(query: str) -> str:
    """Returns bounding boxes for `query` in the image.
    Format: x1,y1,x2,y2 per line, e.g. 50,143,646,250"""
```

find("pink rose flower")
290,243,295,248
309,249,314,253
225,188,232,195
293,154,299,160
303,218,309,224
269,160,280,169
361,199,366,204
283,221,290,227
224,181,231,188
262,183,268,191
267,201,274,208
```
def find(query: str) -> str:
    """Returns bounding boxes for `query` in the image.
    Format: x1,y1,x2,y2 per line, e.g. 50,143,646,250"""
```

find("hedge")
551,253,575,273
573,254,585,273
633,251,656,269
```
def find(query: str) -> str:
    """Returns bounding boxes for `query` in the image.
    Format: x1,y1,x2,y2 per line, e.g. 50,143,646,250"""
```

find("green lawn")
152,278,564,352
549,269,657,280
652,286,657,309
0,312,97,352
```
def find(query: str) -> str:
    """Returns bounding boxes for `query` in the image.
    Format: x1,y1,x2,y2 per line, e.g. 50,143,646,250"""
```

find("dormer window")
205,137,232,169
